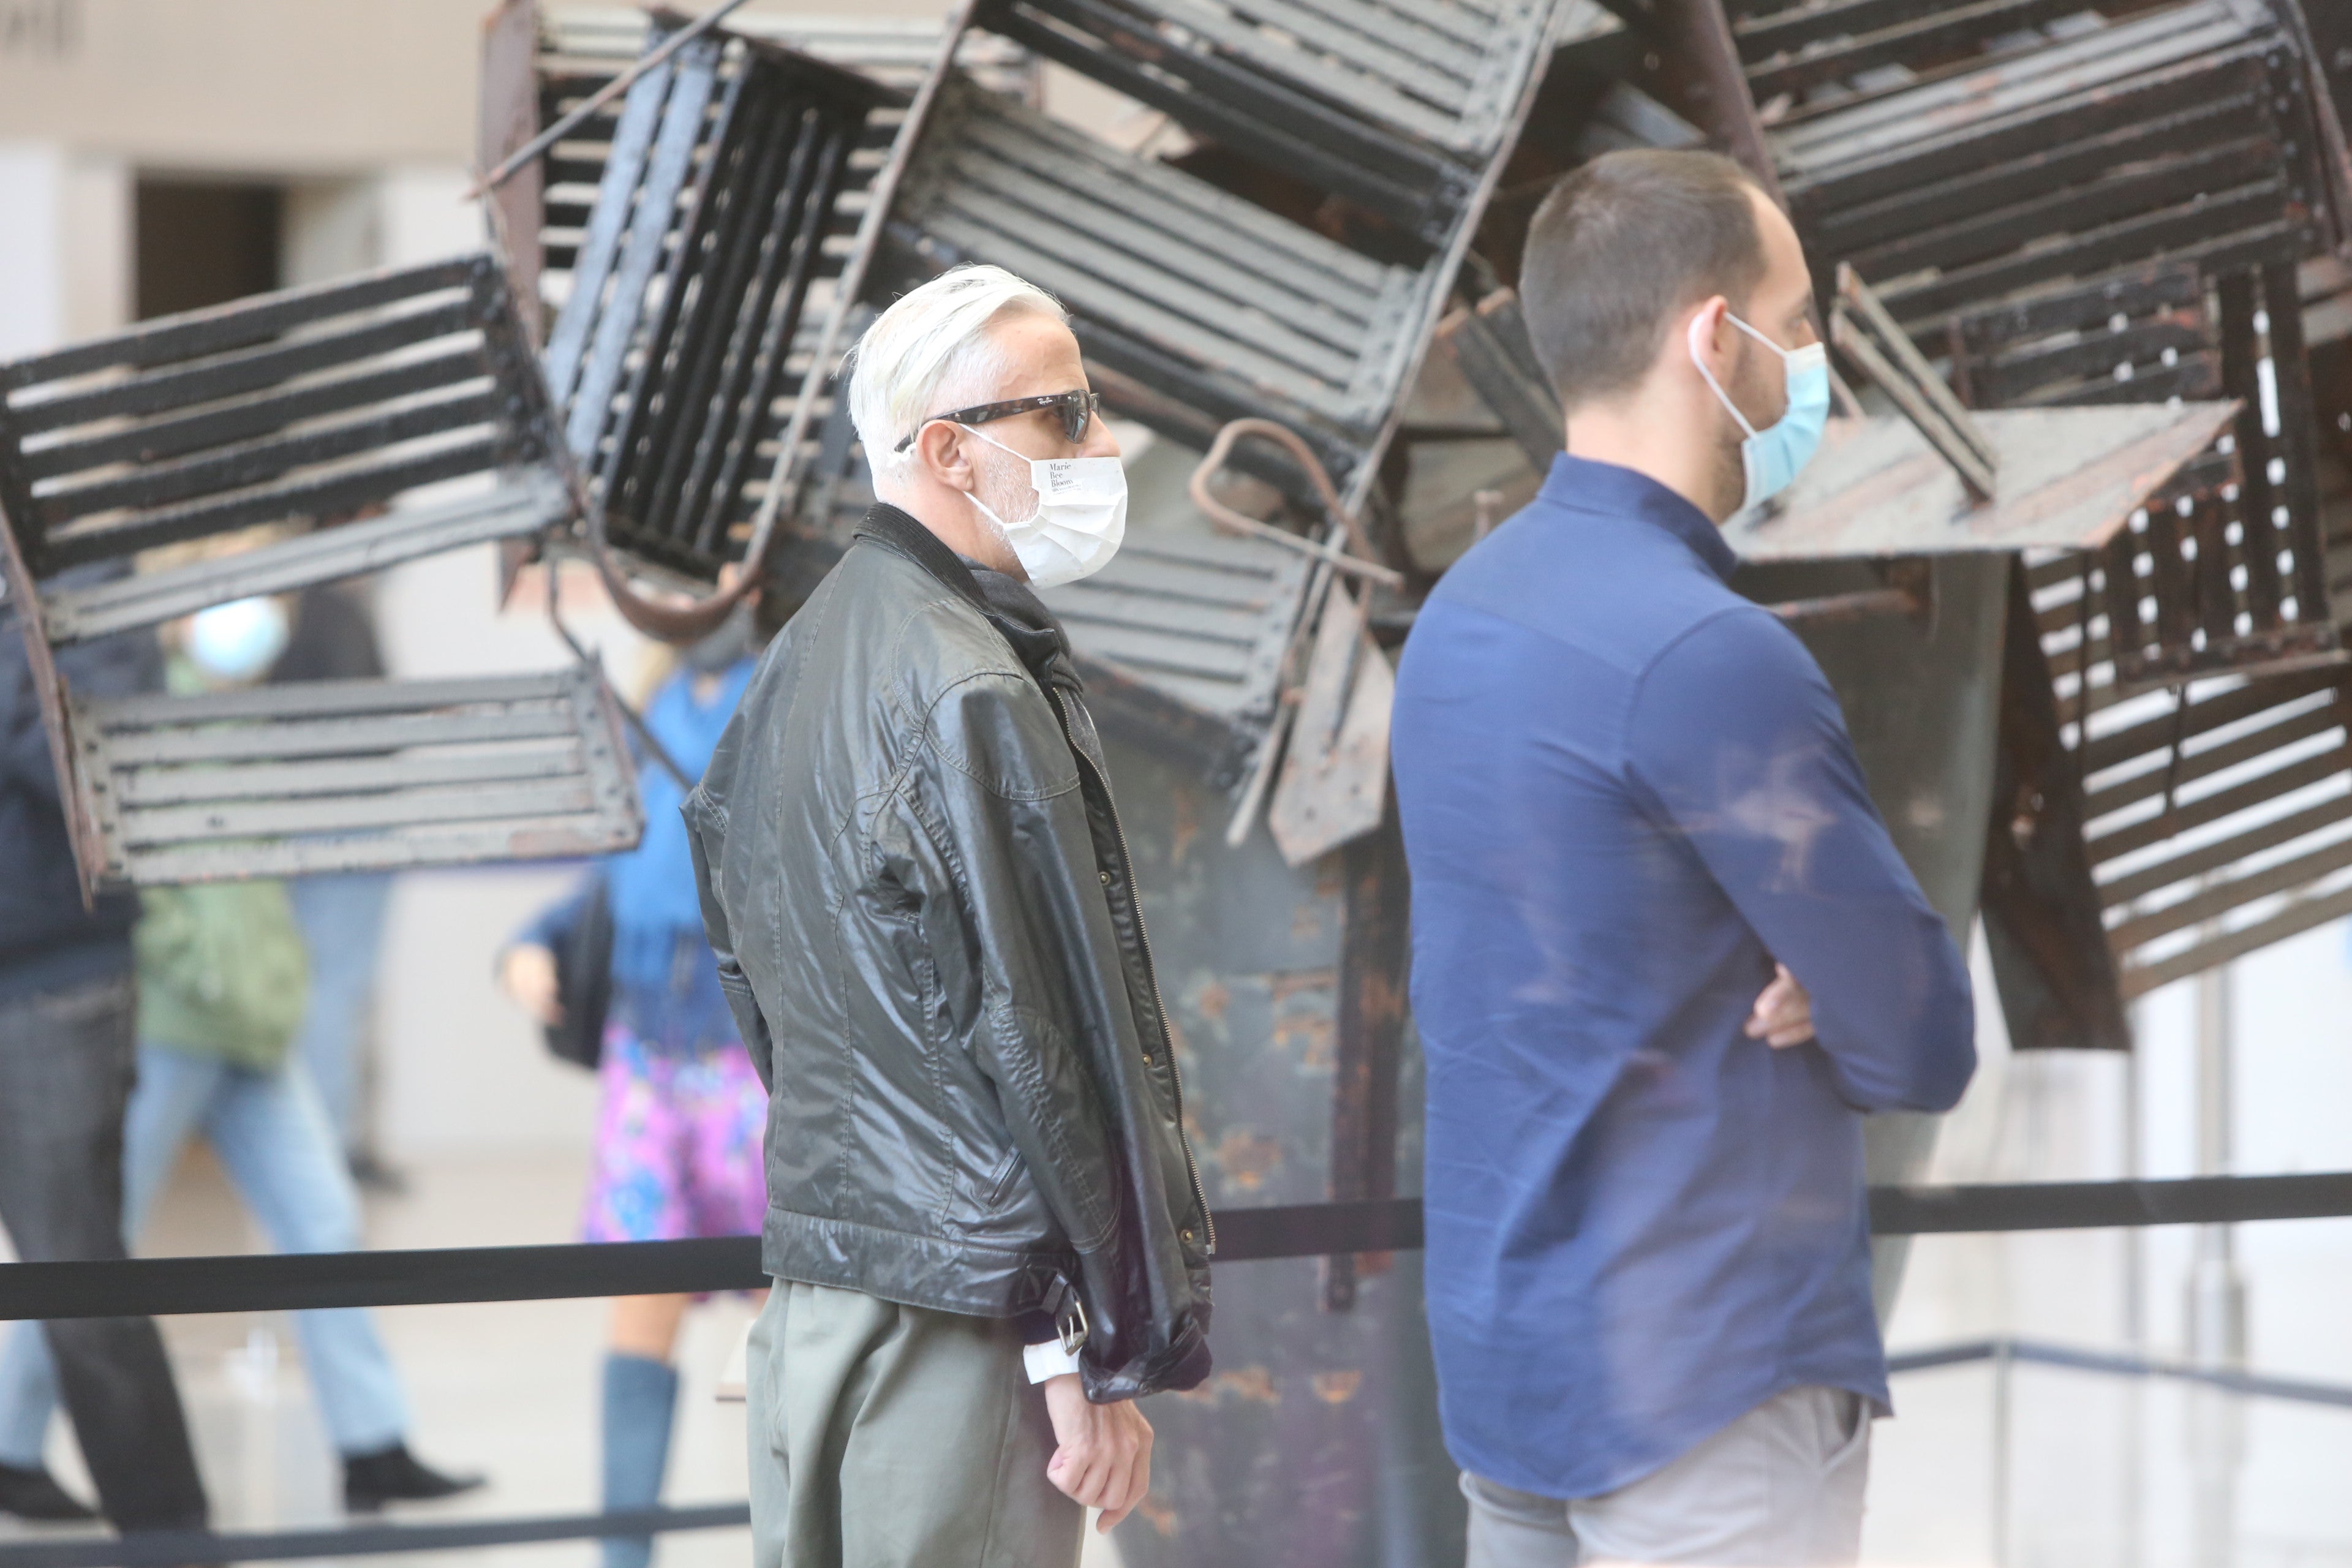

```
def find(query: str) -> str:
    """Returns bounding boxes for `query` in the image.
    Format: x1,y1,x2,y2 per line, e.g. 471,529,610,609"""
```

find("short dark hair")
1520,149,1770,411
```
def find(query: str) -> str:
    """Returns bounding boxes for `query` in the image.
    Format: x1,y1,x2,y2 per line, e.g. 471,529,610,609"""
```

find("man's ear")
1685,294,1733,384
913,420,975,493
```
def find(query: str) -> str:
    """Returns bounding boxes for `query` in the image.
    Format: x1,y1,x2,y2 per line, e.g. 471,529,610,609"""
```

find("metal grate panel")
543,24,894,581
974,0,1597,239
0,254,566,641
1774,2,2340,333
891,75,1438,485
1042,528,1312,785
67,665,643,888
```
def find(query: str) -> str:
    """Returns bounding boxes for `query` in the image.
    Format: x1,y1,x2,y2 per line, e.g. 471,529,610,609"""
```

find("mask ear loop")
1687,310,1762,440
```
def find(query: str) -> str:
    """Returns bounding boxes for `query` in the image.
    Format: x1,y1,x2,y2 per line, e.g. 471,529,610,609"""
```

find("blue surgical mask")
1688,311,1831,510
186,596,290,684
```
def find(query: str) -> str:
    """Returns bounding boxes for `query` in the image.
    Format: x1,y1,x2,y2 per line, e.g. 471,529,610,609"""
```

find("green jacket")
135,880,309,1071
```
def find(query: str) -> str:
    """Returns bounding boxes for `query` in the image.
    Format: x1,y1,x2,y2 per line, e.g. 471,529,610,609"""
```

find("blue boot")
600,1354,679,1568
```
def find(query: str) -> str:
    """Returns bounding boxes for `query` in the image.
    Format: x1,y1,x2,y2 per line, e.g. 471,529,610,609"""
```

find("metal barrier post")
2187,952,2247,1567
1991,1338,2013,1568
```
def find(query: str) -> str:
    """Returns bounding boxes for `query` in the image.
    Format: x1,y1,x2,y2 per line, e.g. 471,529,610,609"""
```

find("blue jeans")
287,872,393,1153
0,1046,409,1462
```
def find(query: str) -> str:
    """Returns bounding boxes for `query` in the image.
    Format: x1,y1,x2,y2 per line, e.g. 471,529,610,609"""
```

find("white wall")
0,138,126,357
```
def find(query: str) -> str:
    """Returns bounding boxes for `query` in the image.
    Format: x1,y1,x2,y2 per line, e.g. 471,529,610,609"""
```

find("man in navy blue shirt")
1391,150,1976,1566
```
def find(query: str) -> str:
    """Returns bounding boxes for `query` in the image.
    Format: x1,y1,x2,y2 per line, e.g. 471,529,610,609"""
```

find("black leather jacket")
684,506,1213,1401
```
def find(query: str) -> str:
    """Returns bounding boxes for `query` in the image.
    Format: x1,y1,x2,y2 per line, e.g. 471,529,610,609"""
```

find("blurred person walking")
499,618,765,1568
0,595,483,1517
0,566,210,1532
1391,150,1978,1568
272,584,399,1187
683,265,1212,1568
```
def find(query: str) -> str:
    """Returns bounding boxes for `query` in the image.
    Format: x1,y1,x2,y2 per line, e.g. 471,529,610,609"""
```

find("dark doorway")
134,179,283,321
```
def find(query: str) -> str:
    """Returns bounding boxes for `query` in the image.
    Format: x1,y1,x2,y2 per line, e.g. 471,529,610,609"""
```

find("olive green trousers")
747,1279,1082,1568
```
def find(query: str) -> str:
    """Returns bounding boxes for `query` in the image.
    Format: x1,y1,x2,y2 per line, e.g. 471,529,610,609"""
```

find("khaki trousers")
1462,1385,1872,1568
747,1279,1082,1568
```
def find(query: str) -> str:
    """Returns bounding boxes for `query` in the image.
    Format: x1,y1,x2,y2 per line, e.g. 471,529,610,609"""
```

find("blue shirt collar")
1537,453,1738,583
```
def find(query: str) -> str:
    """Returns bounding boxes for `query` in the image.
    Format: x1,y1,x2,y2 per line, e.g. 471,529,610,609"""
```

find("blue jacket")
1390,454,1975,1499
520,660,756,1052
1,575,159,1000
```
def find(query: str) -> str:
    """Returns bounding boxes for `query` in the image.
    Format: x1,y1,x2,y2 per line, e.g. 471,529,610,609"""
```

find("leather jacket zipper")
1054,691,1218,1258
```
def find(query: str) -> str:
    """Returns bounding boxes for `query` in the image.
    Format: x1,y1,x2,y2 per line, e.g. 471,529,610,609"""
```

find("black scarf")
856,505,1083,698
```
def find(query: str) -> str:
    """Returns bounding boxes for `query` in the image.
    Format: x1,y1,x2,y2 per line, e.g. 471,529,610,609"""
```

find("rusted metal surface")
62,666,642,892
1980,560,2133,1051
1433,290,1563,470
478,0,546,341
1325,795,1408,1312
1267,581,1393,868
1188,420,1403,587
1830,263,1996,501
1725,400,2238,560
1095,737,1458,1567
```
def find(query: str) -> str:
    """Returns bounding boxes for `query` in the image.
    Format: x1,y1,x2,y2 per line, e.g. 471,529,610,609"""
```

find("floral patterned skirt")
581,1023,767,1243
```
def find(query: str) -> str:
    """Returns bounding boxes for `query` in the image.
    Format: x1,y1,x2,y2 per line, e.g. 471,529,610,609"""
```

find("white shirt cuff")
1023,1340,1082,1384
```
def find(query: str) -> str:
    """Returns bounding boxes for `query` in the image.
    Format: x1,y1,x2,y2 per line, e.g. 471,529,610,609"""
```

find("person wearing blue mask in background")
499,611,765,1568
0,594,483,1517
1390,149,1977,1567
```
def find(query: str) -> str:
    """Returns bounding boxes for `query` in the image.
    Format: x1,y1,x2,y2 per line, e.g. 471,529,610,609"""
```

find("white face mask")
960,425,1126,589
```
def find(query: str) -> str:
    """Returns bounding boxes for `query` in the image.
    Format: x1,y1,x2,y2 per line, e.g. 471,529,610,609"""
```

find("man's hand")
1745,963,1815,1048
499,944,564,1026
1041,1373,1152,1532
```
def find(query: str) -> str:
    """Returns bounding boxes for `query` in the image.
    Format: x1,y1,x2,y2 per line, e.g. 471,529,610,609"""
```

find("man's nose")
1080,413,1121,461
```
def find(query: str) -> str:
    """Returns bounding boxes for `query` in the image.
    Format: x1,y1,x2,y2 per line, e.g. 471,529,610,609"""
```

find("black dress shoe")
0,1460,98,1522
342,1443,486,1513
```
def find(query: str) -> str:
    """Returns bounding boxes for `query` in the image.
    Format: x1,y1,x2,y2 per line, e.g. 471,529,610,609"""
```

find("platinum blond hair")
845,265,1069,494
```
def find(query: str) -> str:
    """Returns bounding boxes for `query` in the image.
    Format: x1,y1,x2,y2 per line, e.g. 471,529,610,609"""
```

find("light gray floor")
4,924,2351,1566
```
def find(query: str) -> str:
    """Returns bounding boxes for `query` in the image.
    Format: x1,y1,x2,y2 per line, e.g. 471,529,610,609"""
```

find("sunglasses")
893,390,1104,452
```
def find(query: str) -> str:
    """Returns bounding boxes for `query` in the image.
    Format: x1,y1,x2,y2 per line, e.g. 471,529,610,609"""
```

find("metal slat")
123,778,601,847
90,670,580,728
1877,180,2291,326
1164,0,1483,100
565,43,722,462
9,300,482,439
542,49,681,404
2088,745,2352,865
115,744,586,807
2084,699,2343,821
1814,89,2267,258
2109,829,2352,951
2080,669,2339,775
2098,789,2352,906
954,85,1390,297
2119,875,2352,997
34,388,499,527
41,436,508,569
1746,0,2095,101
42,475,567,643
1774,2,2246,171
94,706,579,767
119,815,635,885
910,205,1362,426
0,257,483,390
1845,135,2279,288
18,349,487,483
927,141,1373,365
1066,622,1262,684
1134,0,1473,145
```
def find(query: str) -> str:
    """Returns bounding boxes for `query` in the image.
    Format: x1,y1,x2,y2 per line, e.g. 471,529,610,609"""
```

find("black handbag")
544,874,614,1070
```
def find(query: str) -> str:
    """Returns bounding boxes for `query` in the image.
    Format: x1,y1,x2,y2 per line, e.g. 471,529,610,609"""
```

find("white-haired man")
685,265,1214,1568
